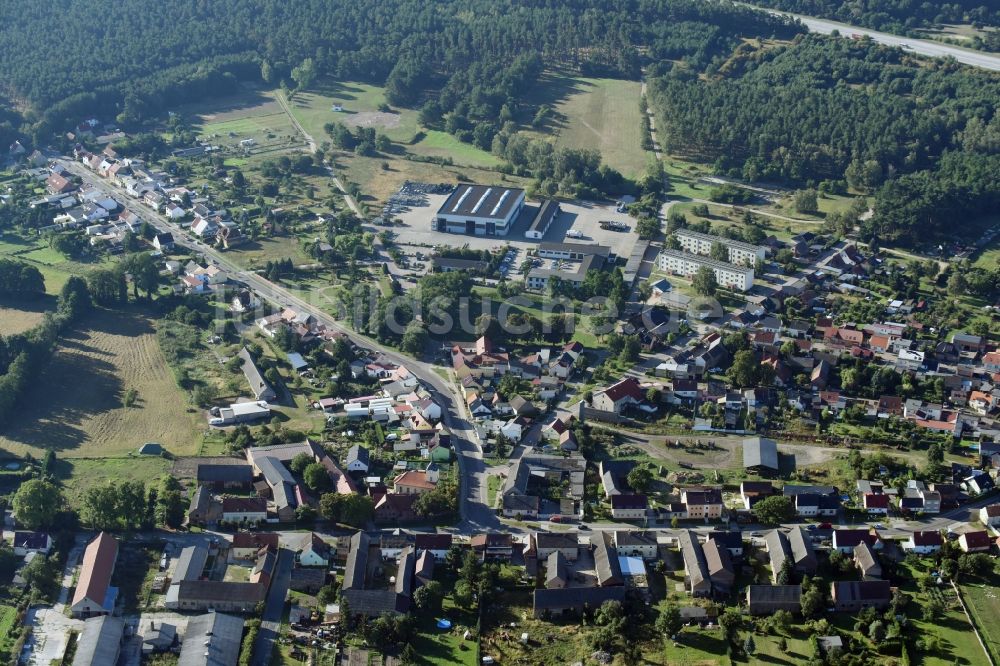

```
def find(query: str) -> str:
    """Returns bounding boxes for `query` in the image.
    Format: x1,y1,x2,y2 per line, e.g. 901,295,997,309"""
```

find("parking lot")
391,192,642,261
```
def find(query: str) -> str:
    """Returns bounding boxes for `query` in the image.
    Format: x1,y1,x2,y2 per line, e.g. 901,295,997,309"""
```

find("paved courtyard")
392,194,642,260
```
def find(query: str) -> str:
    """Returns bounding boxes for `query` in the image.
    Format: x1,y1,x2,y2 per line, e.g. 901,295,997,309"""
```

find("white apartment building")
657,249,755,292
674,229,766,267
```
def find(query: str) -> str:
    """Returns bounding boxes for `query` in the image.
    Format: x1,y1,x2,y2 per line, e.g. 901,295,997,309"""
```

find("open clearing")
179,86,303,153
283,81,420,144
0,309,203,458
525,74,652,178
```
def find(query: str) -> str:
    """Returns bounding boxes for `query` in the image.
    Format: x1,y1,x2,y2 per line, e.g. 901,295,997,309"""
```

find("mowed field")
526,74,652,178
0,309,203,458
0,304,47,336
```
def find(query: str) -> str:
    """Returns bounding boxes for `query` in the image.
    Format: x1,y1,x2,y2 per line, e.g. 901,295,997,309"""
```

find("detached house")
591,377,644,414
904,531,943,555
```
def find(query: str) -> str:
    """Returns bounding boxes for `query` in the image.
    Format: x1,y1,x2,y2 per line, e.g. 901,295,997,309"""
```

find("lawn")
410,590,479,666
180,87,304,154
0,605,17,664
480,591,594,664
57,456,171,509
410,130,502,168
282,81,421,144
223,234,313,270
524,73,652,178
972,215,1000,270
0,309,204,458
960,577,1000,665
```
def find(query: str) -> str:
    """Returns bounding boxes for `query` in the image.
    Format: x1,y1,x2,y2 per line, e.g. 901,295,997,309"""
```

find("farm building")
433,184,525,237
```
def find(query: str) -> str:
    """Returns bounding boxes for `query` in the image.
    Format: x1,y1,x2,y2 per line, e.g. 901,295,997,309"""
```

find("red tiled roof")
601,377,643,403
864,494,889,509
72,532,118,608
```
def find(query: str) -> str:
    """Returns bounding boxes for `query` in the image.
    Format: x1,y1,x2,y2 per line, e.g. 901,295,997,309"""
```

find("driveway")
251,548,294,666
26,544,84,665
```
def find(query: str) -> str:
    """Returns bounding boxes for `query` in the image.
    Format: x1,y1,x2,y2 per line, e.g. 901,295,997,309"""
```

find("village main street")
58,157,501,534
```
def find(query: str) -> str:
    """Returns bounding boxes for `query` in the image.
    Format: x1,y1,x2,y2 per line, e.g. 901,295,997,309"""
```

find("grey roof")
346,444,370,468
73,615,125,666
256,456,295,485
286,352,309,371
787,527,817,571
431,256,489,272
173,545,209,582
168,581,264,607
545,551,568,587
528,199,560,235
395,547,415,597
782,484,838,496
704,538,735,585
533,586,626,612
764,529,791,581
343,532,370,591
747,585,802,612
853,542,880,576
197,463,252,484
436,184,524,220
593,532,623,587
743,437,779,471
341,589,408,616
178,612,244,666
538,241,611,258
536,532,578,552
615,530,658,547
679,530,710,591
256,456,297,511
238,346,274,399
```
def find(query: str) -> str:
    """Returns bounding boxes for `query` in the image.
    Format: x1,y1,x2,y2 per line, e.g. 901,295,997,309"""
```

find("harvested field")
0,309,203,458
0,304,47,336
342,110,402,130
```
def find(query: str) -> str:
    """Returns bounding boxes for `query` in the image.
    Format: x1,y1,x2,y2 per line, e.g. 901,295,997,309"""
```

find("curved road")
746,4,1000,71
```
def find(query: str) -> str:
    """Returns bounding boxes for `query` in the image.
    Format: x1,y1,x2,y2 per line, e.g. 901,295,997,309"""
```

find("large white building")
433,184,525,237
657,249,755,292
674,229,766,267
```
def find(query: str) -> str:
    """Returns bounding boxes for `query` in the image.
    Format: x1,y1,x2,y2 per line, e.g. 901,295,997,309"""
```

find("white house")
293,533,332,567
979,504,1000,527
12,532,52,556
903,531,943,555
345,445,370,473
164,202,186,219
592,377,643,414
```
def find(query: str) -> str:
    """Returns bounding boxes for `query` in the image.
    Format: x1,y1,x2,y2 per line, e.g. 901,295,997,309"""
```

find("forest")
0,0,798,145
747,0,1000,49
647,36,1000,246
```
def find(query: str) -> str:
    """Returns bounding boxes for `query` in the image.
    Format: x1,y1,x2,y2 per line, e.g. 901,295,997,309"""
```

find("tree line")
0,273,92,427
0,0,798,143
647,35,1000,247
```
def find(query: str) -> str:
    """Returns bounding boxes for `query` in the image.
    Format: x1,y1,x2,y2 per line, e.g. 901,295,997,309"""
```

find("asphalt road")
748,4,1000,71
